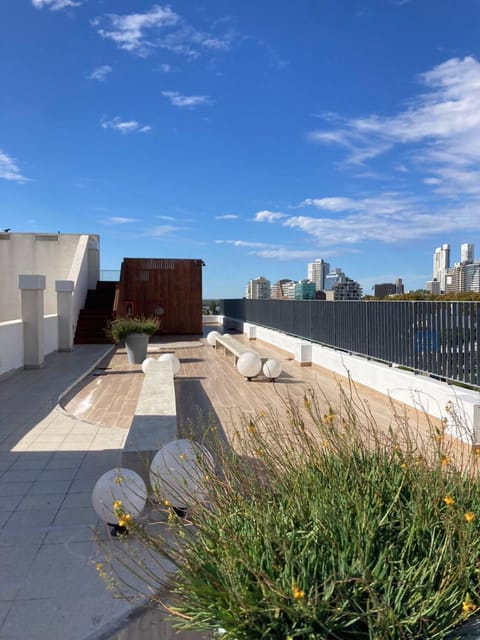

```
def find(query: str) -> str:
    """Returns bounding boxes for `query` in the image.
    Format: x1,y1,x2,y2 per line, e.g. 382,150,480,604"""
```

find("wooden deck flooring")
63,328,473,465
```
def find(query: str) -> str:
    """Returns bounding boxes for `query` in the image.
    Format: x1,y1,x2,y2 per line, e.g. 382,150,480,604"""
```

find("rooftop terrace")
0,324,477,639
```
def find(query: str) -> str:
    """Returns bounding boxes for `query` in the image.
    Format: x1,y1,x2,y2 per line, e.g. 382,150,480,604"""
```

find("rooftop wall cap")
18,274,46,290
55,280,75,293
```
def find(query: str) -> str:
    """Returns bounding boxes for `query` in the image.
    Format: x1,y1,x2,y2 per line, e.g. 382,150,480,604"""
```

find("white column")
294,340,312,367
56,280,75,352
19,274,46,369
243,323,257,340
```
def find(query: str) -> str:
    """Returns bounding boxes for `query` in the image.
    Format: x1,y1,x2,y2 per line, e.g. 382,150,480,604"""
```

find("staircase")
74,281,117,344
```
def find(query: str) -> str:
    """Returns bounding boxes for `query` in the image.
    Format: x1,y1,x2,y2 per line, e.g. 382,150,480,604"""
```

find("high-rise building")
432,244,450,292
246,276,271,299
271,279,295,299
307,258,330,291
327,277,362,300
295,280,316,300
445,262,480,293
395,278,404,294
426,278,441,295
461,243,474,265
324,268,345,291
373,283,396,299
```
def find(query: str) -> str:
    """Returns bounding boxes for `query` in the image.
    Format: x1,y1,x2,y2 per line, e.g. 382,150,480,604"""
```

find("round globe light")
158,352,181,375
141,357,162,375
150,439,214,509
206,330,221,347
262,358,282,381
236,351,262,380
91,468,147,524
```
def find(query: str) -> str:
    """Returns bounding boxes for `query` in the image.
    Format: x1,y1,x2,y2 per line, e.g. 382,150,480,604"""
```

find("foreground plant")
102,389,480,640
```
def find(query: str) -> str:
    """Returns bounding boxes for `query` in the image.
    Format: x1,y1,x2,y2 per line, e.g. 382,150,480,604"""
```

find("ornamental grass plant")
105,315,160,343
100,387,480,640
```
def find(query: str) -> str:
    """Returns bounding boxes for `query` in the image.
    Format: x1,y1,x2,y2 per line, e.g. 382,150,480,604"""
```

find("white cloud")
32,0,81,10
156,215,176,221
216,214,239,220
215,240,270,248
107,216,136,224
0,150,28,183
252,191,480,249
93,5,234,58
95,5,179,56
254,248,318,260
101,117,152,134
301,197,360,211
161,91,212,108
87,65,112,81
159,63,172,72
309,56,480,196
215,239,321,261
148,224,181,237
254,210,286,223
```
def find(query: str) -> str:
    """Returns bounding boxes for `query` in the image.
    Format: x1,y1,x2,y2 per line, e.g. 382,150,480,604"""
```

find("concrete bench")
122,359,177,489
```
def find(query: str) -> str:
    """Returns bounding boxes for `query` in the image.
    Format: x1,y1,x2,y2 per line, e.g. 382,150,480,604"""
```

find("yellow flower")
463,597,476,613
124,513,133,522
303,396,311,409
259,411,266,418
179,453,185,460
96,562,103,571
441,455,451,466
444,495,455,507
465,511,476,523
400,463,407,470
113,500,122,510
114,475,123,485
247,424,257,434
255,448,264,458
118,517,127,527
292,586,305,600
164,499,171,507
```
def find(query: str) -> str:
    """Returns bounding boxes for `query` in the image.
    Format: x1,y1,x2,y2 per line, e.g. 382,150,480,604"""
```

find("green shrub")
105,315,160,343
103,391,480,639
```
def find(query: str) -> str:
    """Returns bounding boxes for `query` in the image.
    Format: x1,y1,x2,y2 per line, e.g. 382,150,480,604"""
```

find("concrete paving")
0,345,134,640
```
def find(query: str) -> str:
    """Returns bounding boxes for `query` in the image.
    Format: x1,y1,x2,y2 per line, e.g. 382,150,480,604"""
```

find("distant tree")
385,291,480,302
208,300,218,314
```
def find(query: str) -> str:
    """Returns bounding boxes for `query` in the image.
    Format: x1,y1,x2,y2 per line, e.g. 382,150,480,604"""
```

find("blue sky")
2,1,480,298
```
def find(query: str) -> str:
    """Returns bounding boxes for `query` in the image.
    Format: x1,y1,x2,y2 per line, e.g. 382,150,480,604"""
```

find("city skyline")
2,2,480,297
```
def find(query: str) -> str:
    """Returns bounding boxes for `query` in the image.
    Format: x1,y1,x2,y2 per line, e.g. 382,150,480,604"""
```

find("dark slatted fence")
220,299,480,389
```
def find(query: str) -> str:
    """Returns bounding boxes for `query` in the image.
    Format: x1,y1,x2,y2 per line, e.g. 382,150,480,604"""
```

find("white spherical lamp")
141,357,161,375
91,468,147,530
262,358,282,381
206,330,221,347
158,352,181,375
150,439,214,510
236,351,262,380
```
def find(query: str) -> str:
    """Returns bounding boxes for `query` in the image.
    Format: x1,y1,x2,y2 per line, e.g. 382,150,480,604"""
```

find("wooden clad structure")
115,258,204,334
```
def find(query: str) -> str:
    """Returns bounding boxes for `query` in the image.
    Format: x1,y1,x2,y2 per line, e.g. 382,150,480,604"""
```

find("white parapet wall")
221,316,480,444
0,232,99,326
44,314,59,356
0,320,24,377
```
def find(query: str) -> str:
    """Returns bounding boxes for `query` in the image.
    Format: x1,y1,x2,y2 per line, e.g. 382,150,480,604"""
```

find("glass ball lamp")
92,468,147,536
